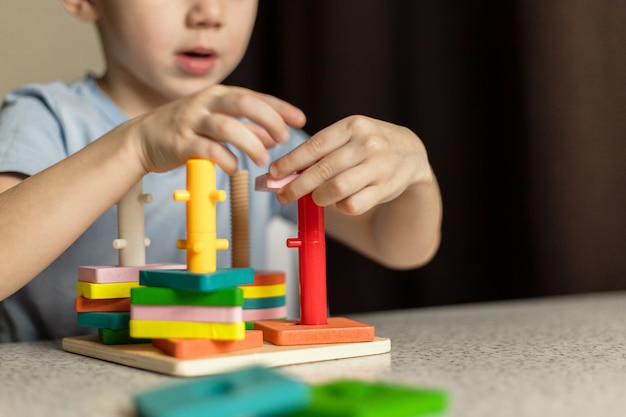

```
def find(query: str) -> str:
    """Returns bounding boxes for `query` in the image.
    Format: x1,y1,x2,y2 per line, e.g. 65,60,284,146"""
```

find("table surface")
2,291,626,417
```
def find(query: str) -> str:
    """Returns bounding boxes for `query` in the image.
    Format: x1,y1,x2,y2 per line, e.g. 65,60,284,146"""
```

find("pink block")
78,263,186,283
254,173,299,191
131,305,243,323
243,305,288,321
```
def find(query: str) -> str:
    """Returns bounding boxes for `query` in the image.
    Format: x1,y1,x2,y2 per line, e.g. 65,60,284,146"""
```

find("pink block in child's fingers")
254,173,299,191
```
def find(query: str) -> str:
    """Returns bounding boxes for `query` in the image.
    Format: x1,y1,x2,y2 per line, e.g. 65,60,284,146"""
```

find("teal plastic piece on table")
135,366,310,417
77,311,130,330
131,286,244,306
139,268,254,292
284,379,448,417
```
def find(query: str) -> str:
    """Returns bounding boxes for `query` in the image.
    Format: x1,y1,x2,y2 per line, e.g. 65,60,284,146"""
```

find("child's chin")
173,79,218,97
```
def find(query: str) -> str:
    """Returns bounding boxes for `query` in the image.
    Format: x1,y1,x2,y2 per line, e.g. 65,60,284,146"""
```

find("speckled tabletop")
2,291,626,417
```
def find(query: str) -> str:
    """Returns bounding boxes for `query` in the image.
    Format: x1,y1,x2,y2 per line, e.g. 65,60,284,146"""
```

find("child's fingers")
206,87,304,144
253,91,307,128
333,184,386,216
309,157,400,215
310,161,374,209
225,86,306,127
276,139,365,203
184,141,240,175
242,122,276,149
272,115,409,208
270,121,350,179
191,113,269,166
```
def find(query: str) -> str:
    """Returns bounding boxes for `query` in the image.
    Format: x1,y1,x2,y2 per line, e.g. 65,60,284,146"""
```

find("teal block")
140,268,254,292
135,366,310,417
131,286,243,306
285,379,448,417
243,295,286,310
77,312,130,330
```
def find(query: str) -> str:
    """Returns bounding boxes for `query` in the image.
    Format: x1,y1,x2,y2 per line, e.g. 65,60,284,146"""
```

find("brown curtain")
522,0,626,295
226,0,626,313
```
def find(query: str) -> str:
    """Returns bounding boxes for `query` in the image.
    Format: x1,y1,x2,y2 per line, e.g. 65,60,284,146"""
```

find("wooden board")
62,335,391,377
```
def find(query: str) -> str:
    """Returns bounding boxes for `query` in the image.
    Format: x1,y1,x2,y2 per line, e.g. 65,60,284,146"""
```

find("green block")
131,286,243,306
77,311,130,330
99,328,150,345
284,379,448,417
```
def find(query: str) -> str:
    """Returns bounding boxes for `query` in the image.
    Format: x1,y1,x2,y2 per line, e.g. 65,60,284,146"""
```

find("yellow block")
129,320,245,340
240,283,286,299
76,281,140,299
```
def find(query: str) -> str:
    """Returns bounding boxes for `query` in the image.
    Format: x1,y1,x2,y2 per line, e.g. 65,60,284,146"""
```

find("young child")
0,0,442,342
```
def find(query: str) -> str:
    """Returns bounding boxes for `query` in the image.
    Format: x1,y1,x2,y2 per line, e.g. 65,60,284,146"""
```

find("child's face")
94,0,258,108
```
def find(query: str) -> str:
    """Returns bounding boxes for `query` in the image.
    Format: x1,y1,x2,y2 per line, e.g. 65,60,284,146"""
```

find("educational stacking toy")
63,160,390,377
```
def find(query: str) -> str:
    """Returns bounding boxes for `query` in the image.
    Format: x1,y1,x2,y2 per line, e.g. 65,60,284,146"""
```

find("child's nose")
186,0,224,28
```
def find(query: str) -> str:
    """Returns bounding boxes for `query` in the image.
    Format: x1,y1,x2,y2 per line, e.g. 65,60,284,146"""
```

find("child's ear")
62,0,99,22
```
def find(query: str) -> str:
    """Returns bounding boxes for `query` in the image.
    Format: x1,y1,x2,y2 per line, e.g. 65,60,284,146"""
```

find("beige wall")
0,1,103,100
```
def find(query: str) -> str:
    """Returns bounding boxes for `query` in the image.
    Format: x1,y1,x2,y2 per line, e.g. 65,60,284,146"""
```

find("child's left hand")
269,115,434,215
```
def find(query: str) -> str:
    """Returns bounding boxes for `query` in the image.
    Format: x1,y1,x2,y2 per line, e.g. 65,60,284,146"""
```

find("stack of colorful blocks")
75,265,290,354
75,264,182,344
241,270,288,329
128,266,268,358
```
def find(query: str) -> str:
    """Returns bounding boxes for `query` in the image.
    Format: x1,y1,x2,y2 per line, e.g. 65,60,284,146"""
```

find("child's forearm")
0,127,145,300
372,174,442,268
326,173,442,270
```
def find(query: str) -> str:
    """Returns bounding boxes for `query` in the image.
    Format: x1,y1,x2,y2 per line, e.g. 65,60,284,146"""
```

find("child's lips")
175,48,217,75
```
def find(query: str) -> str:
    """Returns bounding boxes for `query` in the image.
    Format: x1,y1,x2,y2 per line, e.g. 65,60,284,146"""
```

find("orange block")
254,317,375,346
152,330,264,359
240,270,285,286
75,296,130,312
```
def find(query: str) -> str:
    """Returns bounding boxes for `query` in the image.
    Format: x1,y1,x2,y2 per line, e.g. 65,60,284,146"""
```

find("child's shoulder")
0,74,127,160
1,74,126,139
3,74,100,113
6,75,82,98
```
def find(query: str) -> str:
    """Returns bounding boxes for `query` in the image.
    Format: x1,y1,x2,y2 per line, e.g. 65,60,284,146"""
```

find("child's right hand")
119,85,306,175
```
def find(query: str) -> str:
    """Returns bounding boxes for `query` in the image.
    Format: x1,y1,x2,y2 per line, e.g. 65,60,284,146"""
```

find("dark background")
226,0,626,314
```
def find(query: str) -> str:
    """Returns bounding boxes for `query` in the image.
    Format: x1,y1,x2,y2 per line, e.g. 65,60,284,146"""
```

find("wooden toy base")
62,335,391,377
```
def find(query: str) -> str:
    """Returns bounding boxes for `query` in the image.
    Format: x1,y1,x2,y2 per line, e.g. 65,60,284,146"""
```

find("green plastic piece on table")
284,379,448,417
131,286,243,306
77,311,130,330
134,365,310,417
99,328,150,345
139,268,254,292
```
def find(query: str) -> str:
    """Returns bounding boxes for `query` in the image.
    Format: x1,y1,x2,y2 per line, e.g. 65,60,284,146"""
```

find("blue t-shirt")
0,75,303,342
